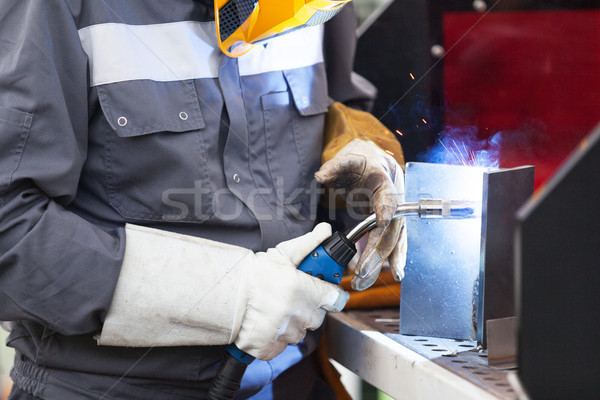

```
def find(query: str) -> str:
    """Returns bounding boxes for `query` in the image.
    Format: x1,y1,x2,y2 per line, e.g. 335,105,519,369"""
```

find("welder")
0,1,406,399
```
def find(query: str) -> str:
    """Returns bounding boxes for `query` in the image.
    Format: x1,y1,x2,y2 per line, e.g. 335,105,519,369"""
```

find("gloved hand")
97,223,349,361
234,223,349,360
315,138,407,291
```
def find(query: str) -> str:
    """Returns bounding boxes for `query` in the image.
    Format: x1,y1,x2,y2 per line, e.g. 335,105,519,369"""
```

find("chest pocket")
97,79,215,222
260,67,329,208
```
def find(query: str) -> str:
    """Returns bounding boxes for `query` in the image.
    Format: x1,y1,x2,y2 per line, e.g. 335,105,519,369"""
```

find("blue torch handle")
297,245,345,285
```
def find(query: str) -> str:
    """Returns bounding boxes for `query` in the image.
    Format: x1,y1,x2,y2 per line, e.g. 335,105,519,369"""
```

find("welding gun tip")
417,199,481,219
448,200,481,218
451,207,475,217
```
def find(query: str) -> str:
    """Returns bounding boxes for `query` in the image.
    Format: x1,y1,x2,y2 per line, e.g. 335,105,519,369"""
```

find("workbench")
325,309,519,400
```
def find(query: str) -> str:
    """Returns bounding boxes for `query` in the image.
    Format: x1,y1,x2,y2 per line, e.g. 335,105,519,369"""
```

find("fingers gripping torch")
207,199,477,400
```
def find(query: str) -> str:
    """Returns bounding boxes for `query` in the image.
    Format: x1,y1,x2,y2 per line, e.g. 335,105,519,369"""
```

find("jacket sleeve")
0,0,125,335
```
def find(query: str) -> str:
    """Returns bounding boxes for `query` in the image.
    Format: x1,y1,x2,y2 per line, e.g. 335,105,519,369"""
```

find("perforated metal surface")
349,308,517,400
433,349,517,400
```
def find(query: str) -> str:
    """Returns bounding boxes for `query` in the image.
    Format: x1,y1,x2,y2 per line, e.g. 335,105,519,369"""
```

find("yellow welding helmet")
214,0,351,57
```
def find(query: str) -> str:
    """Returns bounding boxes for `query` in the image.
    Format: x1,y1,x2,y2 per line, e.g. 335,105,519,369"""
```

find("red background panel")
443,10,600,189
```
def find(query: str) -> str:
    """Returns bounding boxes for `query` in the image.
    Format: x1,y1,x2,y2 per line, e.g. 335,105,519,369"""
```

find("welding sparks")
422,118,427,124
449,141,465,166
409,73,415,80
395,129,404,136
419,126,501,168
385,149,395,156
463,142,476,165
437,139,478,166
437,139,455,162
454,139,472,166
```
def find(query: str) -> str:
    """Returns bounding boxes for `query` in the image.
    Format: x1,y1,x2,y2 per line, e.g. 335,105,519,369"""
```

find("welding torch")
207,198,478,400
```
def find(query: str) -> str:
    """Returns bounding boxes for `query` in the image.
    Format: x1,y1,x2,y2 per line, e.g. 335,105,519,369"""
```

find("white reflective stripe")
79,21,221,86
237,25,324,76
79,22,324,87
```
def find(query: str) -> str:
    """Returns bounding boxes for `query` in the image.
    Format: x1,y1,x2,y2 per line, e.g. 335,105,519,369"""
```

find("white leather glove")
315,138,407,291
98,223,348,361
233,224,348,360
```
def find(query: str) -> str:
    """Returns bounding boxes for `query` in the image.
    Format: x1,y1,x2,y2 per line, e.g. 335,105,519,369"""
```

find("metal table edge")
325,312,501,400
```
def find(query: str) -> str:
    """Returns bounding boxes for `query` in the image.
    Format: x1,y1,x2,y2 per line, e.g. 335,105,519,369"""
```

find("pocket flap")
284,68,329,116
97,80,205,137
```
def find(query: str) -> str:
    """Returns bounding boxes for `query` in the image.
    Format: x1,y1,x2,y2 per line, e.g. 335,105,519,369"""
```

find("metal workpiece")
399,162,534,344
400,162,489,341
477,166,534,346
486,317,518,369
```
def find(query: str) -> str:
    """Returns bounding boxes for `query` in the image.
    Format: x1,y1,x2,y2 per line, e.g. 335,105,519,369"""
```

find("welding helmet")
214,0,351,57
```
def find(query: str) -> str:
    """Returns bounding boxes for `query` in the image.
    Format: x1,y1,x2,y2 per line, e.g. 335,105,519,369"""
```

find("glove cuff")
97,224,251,347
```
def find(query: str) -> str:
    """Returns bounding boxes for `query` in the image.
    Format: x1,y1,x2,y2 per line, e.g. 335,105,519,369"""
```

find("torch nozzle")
345,198,481,243
417,199,479,219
